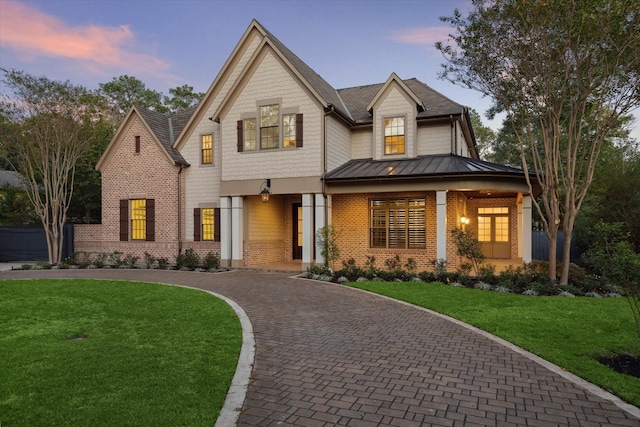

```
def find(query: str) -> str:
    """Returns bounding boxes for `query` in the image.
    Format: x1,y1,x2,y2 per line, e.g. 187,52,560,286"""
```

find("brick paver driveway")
1,269,638,426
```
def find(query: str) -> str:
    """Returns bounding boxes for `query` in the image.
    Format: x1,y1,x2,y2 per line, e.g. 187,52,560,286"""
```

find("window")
131,199,146,240
244,119,256,151
477,207,509,243
201,208,215,240
370,198,425,248
260,105,279,149
201,134,212,164
194,207,220,242
237,109,302,152
282,113,296,147
120,199,154,242
135,136,140,153
384,117,405,155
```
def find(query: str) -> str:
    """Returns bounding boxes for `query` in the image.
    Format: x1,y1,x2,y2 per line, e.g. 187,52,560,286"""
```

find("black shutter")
194,208,201,241
295,114,303,147
119,199,128,241
146,199,155,242
214,207,221,242
237,120,243,152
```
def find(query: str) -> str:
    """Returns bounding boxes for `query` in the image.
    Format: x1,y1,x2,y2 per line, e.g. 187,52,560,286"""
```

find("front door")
292,203,303,259
477,207,510,259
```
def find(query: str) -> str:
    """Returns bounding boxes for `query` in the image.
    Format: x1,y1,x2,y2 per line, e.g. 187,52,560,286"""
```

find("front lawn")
349,280,640,407
0,279,242,426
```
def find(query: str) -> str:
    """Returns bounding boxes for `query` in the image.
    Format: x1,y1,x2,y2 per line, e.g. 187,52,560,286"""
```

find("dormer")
367,73,425,161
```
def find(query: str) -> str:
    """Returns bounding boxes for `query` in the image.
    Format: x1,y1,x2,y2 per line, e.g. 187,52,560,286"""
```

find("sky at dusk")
1,0,638,141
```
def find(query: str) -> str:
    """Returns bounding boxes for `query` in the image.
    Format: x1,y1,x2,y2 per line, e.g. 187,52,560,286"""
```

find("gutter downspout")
450,115,455,155
178,164,184,255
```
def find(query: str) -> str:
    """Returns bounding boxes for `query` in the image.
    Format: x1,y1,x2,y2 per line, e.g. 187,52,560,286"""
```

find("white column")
517,200,524,259
436,191,447,262
314,193,326,266
231,196,244,268
220,197,232,268
302,193,314,269
522,195,532,263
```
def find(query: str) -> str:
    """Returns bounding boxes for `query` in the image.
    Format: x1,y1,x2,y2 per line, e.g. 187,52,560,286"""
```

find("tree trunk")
546,225,558,282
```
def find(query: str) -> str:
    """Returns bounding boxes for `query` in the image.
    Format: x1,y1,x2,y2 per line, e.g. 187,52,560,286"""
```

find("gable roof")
207,20,467,129
96,106,193,171
323,154,531,183
136,107,193,165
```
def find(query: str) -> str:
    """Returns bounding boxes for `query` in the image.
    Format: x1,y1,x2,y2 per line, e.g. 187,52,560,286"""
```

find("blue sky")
1,0,638,140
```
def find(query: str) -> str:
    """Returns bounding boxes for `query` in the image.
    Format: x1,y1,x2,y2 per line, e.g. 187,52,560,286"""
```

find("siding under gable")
417,124,451,156
220,49,323,182
326,115,351,172
350,128,373,160
372,85,416,160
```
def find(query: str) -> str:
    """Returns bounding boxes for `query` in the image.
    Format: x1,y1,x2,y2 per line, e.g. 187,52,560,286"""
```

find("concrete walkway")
1,268,639,426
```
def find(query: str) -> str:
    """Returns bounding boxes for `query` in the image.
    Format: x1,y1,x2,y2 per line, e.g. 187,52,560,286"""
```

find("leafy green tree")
437,0,640,284
0,182,39,225
468,109,496,161
1,69,102,263
98,75,167,121
164,84,204,113
315,225,340,270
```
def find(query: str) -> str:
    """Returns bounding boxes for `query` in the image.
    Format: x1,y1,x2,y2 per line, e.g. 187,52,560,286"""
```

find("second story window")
260,104,279,149
244,119,256,151
282,113,296,147
384,116,405,155
201,134,213,164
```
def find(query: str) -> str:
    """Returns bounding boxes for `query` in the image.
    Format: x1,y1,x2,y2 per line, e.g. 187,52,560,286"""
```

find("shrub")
315,225,340,269
144,252,156,269
124,254,139,268
477,264,497,284
450,227,485,276
92,252,107,268
384,254,402,272
157,257,169,269
176,249,200,270
203,252,220,270
404,257,417,274
418,271,436,283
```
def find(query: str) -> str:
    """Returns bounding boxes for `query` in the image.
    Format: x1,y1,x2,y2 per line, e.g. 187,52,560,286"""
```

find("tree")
315,225,341,270
98,75,167,121
1,69,101,263
437,0,640,284
468,108,496,161
164,84,204,113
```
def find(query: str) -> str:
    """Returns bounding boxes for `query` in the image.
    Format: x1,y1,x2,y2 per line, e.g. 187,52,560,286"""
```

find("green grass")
0,279,242,426
349,280,640,407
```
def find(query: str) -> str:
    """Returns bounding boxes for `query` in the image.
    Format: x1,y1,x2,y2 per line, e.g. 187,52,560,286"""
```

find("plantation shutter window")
369,198,425,249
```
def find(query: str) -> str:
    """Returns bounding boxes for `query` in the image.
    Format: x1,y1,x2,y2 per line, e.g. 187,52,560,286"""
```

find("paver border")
308,277,640,420
170,284,255,427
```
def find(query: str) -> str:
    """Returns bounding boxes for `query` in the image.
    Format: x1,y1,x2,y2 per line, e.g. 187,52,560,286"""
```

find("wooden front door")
292,203,303,259
477,207,510,259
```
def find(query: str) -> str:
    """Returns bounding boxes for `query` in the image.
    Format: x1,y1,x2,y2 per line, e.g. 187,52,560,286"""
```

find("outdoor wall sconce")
460,216,470,226
260,178,271,203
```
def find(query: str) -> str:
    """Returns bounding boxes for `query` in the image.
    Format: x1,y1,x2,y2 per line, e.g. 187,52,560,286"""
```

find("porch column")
231,196,244,268
314,193,326,266
220,197,232,268
302,193,314,270
517,200,524,259
436,191,447,261
522,195,532,263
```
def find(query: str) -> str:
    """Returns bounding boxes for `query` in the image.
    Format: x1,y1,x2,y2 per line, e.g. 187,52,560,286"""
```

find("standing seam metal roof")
323,154,529,181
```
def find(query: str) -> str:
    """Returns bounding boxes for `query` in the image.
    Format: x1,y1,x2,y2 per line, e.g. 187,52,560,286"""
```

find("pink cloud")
0,1,173,79
391,26,453,47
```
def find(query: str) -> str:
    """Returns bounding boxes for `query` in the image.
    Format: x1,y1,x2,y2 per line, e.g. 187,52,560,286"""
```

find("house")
75,20,535,272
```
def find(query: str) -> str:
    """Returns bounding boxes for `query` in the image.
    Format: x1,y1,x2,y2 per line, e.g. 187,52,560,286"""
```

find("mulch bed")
597,354,640,378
